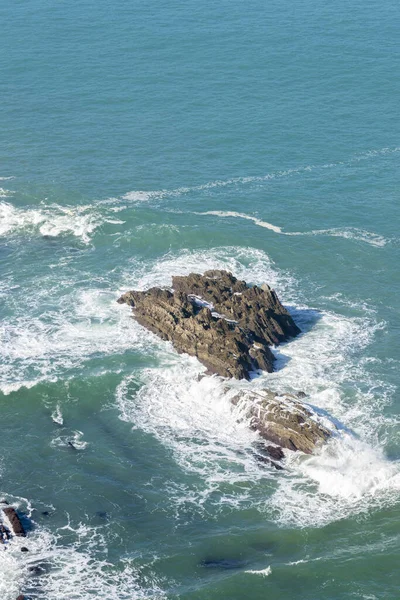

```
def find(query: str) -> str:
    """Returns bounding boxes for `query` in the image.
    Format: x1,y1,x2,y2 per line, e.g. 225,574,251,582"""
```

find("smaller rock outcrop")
2,506,26,537
118,270,300,379
230,388,335,454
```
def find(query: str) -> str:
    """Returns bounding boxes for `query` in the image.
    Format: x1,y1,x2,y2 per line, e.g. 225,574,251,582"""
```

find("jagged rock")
2,507,26,537
0,523,11,543
118,270,300,379
230,388,335,454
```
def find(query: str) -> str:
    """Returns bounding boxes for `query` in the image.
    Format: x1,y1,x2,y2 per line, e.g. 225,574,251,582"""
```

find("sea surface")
1,1,400,598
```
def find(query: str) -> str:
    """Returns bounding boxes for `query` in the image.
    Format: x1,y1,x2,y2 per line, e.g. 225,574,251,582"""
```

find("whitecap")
269,434,400,528
245,565,272,577
51,404,64,425
0,201,103,243
50,430,87,450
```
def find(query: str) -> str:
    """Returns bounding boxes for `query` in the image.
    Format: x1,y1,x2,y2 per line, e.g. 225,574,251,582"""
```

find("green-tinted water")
1,1,400,598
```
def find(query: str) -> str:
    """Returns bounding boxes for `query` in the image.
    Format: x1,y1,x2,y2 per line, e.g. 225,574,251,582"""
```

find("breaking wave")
0,201,119,244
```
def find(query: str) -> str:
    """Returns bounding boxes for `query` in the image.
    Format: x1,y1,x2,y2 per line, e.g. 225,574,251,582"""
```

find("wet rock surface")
230,388,335,455
118,270,300,379
2,506,26,537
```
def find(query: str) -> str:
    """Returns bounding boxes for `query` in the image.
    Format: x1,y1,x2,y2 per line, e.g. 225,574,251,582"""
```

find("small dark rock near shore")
118,270,300,379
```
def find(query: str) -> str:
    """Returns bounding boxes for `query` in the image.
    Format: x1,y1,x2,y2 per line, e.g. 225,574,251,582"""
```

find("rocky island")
118,270,337,463
118,269,300,379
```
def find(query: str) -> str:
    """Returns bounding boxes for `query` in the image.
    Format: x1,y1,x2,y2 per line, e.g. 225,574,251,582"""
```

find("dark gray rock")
230,388,335,454
118,270,300,379
2,507,25,537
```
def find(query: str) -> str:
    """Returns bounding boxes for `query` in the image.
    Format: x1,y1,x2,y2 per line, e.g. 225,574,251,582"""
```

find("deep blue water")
1,1,400,598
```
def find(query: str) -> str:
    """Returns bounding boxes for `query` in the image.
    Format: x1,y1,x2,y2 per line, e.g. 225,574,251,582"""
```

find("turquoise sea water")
1,1,400,598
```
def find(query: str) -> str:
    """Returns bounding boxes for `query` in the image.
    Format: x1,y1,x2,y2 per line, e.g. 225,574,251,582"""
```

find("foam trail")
194,210,388,247
120,145,400,204
245,566,272,577
194,211,283,233
286,227,388,248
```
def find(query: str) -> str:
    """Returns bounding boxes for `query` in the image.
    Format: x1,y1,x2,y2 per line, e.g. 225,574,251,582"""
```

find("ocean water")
1,1,400,598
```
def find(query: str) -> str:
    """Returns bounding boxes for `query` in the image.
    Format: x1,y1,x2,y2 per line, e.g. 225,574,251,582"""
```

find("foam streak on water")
193,211,388,247
120,145,400,207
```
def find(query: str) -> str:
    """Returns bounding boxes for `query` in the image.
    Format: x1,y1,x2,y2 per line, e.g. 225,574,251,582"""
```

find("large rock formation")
230,388,335,455
118,270,300,379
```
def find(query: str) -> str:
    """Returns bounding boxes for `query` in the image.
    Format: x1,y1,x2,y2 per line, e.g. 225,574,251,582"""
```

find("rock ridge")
230,388,335,455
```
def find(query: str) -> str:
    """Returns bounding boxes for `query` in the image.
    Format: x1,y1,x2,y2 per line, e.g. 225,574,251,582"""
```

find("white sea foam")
51,404,64,425
122,189,189,203
125,246,293,295
0,288,159,394
116,363,268,492
194,211,283,233
50,429,88,450
245,565,272,577
0,187,14,198
269,434,400,528
286,227,388,247
0,503,166,600
194,211,388,247
0,201,109,243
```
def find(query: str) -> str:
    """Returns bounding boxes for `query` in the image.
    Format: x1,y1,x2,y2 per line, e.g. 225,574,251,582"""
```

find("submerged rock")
118,270,300,379
230,388,335,455
200,558,246,570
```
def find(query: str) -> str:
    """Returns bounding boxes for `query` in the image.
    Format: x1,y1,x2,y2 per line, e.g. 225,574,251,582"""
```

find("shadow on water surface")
200,558,248,571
